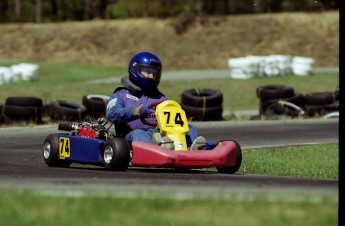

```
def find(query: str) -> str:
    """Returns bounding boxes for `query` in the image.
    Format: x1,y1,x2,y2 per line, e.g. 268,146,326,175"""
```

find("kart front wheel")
216,141,242,174
102,138,130,171
43,134,72,167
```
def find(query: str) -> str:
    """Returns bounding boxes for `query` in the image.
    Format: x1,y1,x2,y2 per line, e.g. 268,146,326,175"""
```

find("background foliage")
0,0,339,22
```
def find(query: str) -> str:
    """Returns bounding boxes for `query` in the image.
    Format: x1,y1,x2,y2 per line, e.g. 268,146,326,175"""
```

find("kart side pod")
131,140,239,169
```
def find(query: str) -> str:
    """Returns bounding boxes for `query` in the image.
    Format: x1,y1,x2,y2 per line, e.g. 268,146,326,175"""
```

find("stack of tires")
2,96,43,123
180,88,223,121
47,94,109,122
82,94,109,119
303,90,339,117
256,84,305,118
0,104,5,125
48,100,87,122
0,94,110,125
256,84,339,119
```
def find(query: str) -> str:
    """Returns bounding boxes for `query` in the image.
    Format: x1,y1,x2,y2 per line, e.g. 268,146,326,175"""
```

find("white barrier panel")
266,55,292,76
292,56,314,76
0,63,39,85
228,57,254,79
228,55,313,79
0,67,13,85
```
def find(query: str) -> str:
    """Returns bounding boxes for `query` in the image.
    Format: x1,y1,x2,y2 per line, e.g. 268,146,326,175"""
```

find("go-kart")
43,100,242,174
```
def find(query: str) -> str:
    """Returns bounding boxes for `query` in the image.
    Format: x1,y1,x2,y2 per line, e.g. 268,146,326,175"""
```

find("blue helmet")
128,51,162,91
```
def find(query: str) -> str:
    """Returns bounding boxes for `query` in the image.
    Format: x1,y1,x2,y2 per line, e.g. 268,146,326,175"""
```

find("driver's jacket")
106,87,168,133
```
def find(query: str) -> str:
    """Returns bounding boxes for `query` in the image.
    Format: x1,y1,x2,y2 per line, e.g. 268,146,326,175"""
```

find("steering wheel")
140,100,165,126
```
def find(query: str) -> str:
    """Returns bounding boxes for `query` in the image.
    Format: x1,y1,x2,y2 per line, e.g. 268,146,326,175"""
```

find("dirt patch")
0,11,338,69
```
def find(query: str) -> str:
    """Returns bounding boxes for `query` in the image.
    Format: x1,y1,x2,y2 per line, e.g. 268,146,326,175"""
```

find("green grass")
240,144,338,179
0,61,339,115
0,189,338,226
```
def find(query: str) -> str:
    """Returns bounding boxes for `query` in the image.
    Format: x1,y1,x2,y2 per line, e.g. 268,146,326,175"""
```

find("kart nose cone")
103,146,113,163
43,142,51,159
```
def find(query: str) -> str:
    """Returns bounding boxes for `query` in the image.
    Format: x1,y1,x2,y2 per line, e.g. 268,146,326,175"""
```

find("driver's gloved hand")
133,104,150,117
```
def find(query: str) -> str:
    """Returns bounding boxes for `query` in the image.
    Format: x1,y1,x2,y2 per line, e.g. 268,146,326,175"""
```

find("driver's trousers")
125,124,199,147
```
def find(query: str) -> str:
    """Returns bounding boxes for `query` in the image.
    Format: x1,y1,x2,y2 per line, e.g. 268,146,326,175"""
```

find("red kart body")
131,140,238,168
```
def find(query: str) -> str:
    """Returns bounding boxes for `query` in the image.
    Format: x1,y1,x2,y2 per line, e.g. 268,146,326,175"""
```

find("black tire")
334,87,339,100
180,103,223,121
4,96,43,123
216,140,242,174
256,84,295,101
303,105,325,117
43,134,72,167
324,101,339,112
181,88,223,108
260,93,305,115
0,104,4,124
303,92,335,105
270,102,301,117
5,96,42,107
48,100,87,121
4,105,42,122
102,138,131,171
42,104,50,117
82,95,107,118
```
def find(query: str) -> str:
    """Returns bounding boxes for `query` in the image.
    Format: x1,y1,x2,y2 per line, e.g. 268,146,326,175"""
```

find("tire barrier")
255,84,339,119
180,88,223,121
256,84,295,101
48,100,87,122
335,87,339,100
260,93,305,116
256,84,300,116
3,96,43,123
303,92,338,117
0,104,4,124
0,84,338,125
181,88,223,107
82,94,109,119
303,92,335,105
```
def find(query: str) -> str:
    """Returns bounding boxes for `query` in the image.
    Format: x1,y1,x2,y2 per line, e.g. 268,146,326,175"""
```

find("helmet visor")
139,65,161,81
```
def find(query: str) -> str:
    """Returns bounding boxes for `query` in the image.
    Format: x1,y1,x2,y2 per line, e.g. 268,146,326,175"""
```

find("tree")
98,0,108,19
15,0,21,22
51,0,58,21
84,0,91,20
36,0,42,22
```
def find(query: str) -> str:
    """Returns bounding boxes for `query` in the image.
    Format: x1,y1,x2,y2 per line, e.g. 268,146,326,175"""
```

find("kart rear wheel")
102,138,130,171
43,134,72,167
216,141,242,174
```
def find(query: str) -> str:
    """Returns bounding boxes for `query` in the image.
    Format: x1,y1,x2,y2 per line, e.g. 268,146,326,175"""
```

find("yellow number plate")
59,137,71,159
156,100,189,150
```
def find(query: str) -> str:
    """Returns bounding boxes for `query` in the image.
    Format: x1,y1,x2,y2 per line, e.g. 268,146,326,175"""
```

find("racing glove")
133,104,150,118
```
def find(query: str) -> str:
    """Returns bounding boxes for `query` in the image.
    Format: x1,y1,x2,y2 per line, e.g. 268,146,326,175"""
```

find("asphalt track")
0,118,338,199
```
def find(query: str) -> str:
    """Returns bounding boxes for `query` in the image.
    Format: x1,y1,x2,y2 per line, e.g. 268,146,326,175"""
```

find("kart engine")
58,116,114,140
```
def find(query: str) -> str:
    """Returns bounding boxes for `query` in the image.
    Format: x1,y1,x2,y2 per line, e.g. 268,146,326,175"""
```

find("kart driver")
106,51,205,150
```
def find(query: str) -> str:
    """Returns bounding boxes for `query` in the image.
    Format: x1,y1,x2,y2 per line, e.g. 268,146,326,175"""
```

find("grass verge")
0,189,338,226
240,144,338,179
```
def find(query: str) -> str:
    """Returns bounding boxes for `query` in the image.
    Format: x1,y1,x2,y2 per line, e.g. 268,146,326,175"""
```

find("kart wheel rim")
43,142,51,159
104,146,113,164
